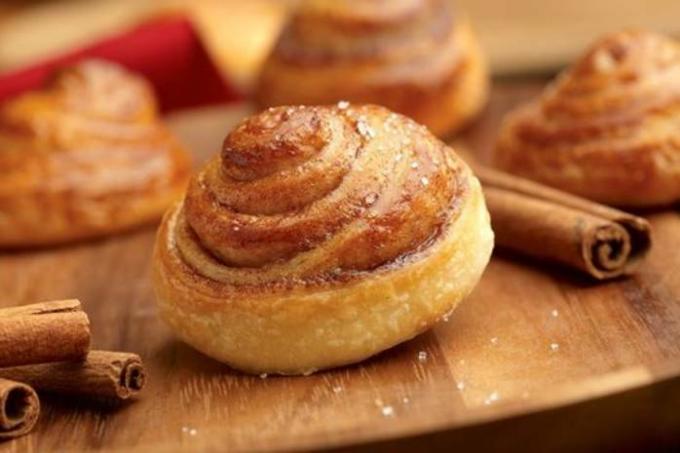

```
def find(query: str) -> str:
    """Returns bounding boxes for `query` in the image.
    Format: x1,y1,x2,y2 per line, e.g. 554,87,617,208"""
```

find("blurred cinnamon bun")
153,104,493,374
495,30,680,207
256,0,489,137
0,59,191,247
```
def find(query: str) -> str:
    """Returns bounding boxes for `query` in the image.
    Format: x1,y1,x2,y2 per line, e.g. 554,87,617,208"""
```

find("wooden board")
1,82,680,451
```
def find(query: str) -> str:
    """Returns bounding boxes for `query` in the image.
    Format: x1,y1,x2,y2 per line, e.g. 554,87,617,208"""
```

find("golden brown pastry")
494,30,680,207
0,60,191,247
256,0,489,138
153,104,493,375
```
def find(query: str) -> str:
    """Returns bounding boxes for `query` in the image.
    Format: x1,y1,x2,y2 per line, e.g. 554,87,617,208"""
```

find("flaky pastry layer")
0,60,191,246
256,0,488,137
152,104,493,374
494,30,680,207
153,177,492,374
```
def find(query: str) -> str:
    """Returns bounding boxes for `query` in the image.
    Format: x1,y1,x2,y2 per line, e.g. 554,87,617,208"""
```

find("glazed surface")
178,104,466,289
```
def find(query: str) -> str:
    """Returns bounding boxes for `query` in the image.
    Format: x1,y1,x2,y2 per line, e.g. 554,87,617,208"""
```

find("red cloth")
0,15,241,112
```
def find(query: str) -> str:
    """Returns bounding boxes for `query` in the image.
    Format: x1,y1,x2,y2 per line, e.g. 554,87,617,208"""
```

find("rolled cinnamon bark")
0,351,146,401
475,165,652,279
0,379,39,440
0,300,90,367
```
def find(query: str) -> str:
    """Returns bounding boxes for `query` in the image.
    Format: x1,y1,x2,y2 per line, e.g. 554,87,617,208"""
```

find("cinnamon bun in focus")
153,104,493,375
494,30,680,207
256,0,489,138
0,60,191,247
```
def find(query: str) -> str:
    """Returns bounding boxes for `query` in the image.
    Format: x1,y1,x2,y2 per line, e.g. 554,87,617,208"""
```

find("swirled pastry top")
525,30,680,135
173,104,470,288
494,30,680,206
274,0,455,64
0,59,189,198
256,0,488,137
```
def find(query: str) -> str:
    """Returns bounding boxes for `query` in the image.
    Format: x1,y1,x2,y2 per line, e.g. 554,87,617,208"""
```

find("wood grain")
0,83,679,451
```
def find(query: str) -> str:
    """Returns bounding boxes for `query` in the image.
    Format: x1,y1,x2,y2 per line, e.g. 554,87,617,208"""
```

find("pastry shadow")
38,392,139,413
0,222,159,257
490,248,626,288
628,203,680,216
155,338,238,375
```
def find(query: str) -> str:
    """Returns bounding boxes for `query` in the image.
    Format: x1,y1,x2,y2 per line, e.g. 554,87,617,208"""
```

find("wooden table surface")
1,81,680,452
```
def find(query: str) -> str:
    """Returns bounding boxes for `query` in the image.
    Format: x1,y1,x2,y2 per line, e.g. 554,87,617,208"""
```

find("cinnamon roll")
256,0,489,138
0,60,191,247
494,30,680,207
152,104,493,375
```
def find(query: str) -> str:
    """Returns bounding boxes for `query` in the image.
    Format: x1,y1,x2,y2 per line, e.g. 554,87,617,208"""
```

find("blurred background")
1,0,679,89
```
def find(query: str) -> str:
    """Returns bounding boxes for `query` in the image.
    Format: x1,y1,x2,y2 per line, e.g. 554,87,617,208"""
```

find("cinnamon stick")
0,300,90,367
0,379,39,440
475,165,652,279
0,351,146,401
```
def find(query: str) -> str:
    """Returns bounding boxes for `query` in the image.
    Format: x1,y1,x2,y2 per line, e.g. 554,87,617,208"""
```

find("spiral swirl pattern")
256,0,488,137
154,102,493,374
176,104,465,286
276,0,453,64
154,104,493,374
0,60,157,151
0,59,191,246
494,30,680,206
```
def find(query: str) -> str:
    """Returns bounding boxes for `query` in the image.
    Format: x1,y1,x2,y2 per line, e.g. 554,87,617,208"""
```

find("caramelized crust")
0,60,191,246
495,30,680,207
153,104,494,374
256,0,489,137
